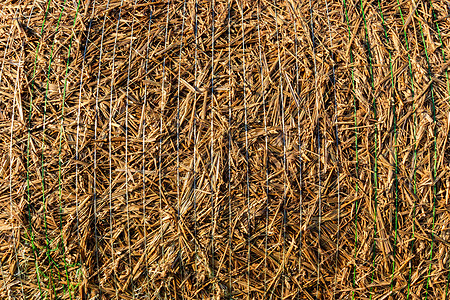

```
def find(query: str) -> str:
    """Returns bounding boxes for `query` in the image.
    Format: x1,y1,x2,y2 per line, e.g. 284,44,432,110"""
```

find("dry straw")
1,0,450,299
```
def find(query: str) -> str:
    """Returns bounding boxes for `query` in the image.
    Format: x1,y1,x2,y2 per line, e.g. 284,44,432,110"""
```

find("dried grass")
0,0,450,299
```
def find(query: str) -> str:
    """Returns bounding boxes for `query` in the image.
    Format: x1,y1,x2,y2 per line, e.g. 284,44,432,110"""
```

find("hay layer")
1,0,450,299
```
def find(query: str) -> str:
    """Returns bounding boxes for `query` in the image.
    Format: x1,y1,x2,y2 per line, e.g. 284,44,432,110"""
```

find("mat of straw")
1,0,450,299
